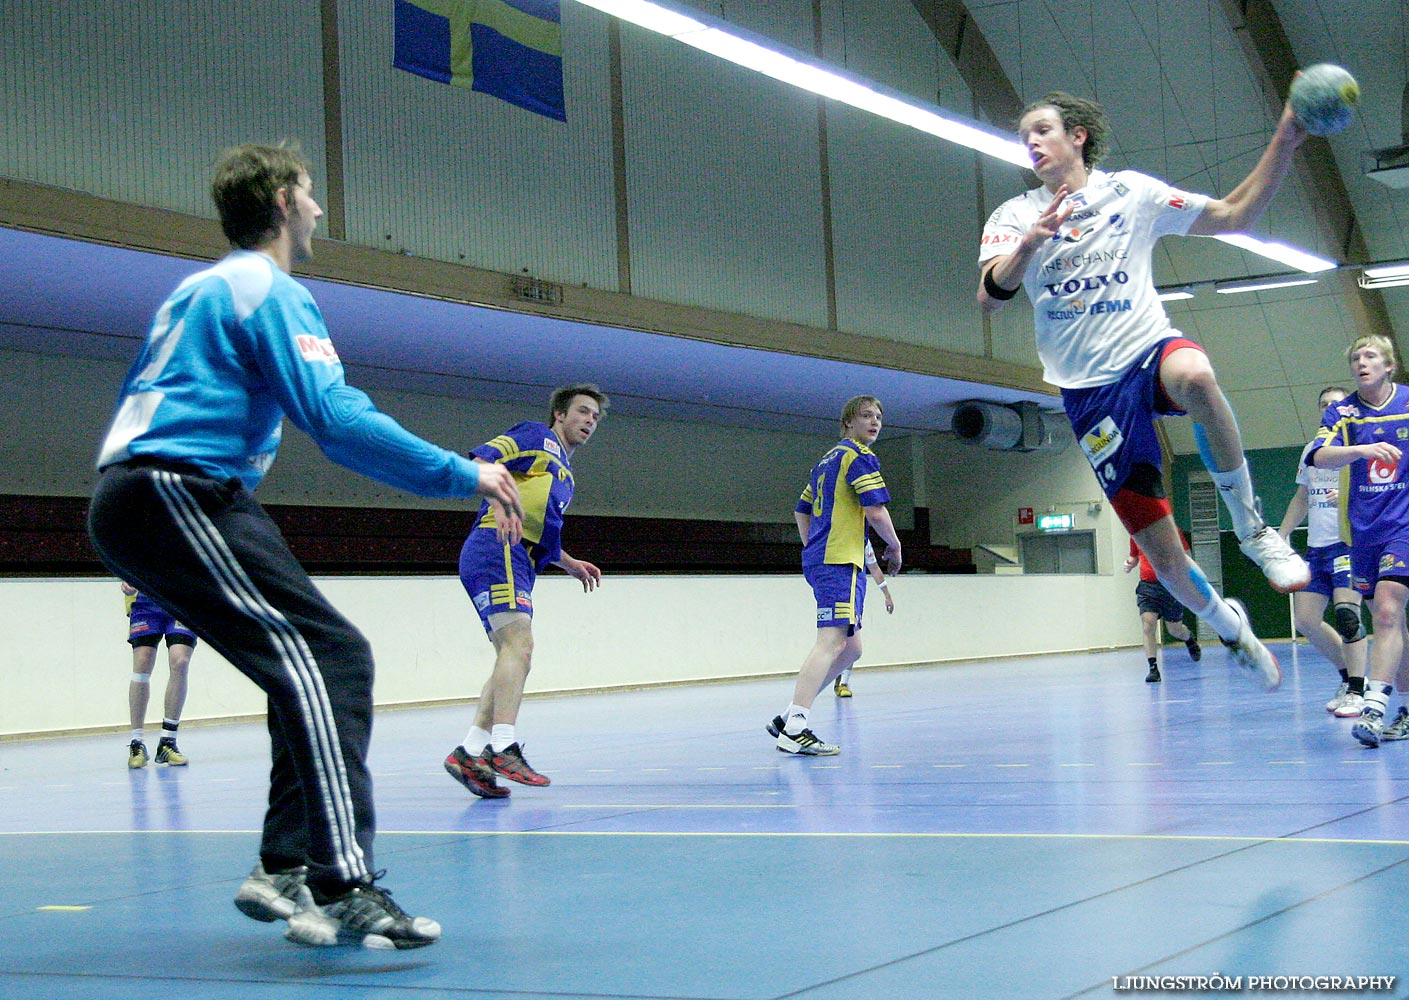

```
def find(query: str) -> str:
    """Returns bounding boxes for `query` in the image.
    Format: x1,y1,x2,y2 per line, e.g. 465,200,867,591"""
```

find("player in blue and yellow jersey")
766,395,902,755
1307,335,1409,747
121,581,196,768
446,384,607,795
87,144,523,951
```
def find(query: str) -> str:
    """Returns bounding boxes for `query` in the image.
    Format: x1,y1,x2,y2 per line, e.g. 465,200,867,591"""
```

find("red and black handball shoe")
489,742,551,786
444,745,509,798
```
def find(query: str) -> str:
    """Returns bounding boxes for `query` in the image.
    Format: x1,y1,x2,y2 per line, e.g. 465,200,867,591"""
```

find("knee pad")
1333,602,1366,644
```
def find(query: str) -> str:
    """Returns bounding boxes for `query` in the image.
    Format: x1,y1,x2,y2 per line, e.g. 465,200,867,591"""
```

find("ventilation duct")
951,400,1070,454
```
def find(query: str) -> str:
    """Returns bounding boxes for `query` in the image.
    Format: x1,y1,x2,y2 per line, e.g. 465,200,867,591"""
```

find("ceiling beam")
907,0,1024,129
0,177,1054,397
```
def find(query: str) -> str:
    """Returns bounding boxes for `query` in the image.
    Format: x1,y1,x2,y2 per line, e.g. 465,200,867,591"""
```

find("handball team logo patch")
1369,456,1399,485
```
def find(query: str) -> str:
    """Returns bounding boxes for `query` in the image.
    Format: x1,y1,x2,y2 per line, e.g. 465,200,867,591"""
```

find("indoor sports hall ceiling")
0,0,1406,448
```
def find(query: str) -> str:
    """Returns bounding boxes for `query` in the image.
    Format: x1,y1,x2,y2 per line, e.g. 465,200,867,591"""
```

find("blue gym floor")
3,641,1408,999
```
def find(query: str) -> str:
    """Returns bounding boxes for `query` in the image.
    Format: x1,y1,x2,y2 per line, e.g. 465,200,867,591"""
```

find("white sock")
783,704,809,735
490,724,516,753
131,728,144,744
1365,682,1393,718
464,726,492,753
839,668,852,683
1188,593,1242,644
161,720,179,740
1210,462,1263,540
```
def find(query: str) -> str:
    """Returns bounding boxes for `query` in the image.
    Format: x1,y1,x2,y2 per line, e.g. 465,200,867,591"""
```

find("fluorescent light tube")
1212,234,1336,273
1214,276,1319,294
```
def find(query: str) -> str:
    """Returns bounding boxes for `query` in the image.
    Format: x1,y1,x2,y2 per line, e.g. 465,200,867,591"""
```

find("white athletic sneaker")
1325,681,1351,713
234,862,315,923
776,728,840,755
1333,692,1366,719
1353,709,1385,748
1238,527,1310,594
1220,598,1282,691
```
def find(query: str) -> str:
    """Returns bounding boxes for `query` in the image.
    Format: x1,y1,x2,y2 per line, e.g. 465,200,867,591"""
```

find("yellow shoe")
833,678,852,698
128,740,148,769
155,739,187,766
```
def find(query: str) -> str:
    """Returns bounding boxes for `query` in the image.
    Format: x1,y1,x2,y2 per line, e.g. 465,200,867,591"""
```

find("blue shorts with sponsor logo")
1305,541,1352,598
1062,338,1188,499
458,529,538,635
1351,537,1409,595
128,600,197,647
805,562,865,634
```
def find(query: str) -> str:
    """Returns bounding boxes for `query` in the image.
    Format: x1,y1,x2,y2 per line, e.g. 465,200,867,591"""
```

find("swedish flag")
393,0,565,121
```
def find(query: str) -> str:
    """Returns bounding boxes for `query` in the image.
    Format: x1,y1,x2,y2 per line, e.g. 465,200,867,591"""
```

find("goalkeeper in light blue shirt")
88,142,522,952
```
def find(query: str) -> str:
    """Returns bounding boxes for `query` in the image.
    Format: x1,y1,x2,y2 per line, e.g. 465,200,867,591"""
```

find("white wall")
0,570,1141,738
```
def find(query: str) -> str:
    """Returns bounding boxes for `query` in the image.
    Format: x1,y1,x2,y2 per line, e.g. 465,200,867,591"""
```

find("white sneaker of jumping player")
1220,598,1282,691
1238,526,1310,594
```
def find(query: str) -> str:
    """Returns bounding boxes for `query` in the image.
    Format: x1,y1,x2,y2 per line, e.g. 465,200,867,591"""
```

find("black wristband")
983,267,1020,301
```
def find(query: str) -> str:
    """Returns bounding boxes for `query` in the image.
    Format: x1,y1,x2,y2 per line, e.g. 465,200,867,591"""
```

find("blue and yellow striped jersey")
1307,385,1409,548
471,420,574,569
795,439,890,568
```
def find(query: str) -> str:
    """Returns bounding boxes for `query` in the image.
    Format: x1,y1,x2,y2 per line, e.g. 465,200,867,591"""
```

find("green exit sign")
1036,513,1074,532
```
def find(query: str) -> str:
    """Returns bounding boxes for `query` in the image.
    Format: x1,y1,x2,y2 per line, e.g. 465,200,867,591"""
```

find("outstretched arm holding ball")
1189,63,1357,236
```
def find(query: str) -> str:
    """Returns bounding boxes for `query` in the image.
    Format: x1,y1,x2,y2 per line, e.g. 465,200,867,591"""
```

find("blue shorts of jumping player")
805,563,866,635
1305,541,1352,598
1062,336,1200,497
128,608,196,648
1351,537,1409,595
459,530,538,635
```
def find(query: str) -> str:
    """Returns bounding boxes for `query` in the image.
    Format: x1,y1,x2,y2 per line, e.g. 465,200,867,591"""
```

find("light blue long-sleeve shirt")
97,250,479,497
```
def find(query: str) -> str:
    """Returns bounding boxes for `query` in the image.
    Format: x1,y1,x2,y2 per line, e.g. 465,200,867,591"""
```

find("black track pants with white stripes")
89,461,376,885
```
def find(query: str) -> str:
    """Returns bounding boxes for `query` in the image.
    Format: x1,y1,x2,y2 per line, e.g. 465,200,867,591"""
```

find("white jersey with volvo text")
979,169,1208,389
1296,438,1343,550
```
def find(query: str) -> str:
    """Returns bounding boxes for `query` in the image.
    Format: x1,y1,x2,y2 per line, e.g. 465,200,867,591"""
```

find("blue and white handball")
1289,63,1359,136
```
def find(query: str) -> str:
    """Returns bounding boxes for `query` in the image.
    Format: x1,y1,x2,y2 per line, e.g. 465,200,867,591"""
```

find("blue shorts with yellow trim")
458,530,538,635
1306,541,1351,598
1351,537,1409,595
805,563,866,634
128,606,197,648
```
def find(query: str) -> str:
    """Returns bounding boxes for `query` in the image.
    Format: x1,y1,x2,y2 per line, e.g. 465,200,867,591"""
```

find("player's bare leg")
471,614,547,785
769,629,859,755
1158,349,1308,592
127,645,157,767
1134,516,1280,690
1355,581,1409,747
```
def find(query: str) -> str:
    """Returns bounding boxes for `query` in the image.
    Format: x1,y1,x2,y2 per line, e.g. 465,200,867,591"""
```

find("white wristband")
877,580,889,590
